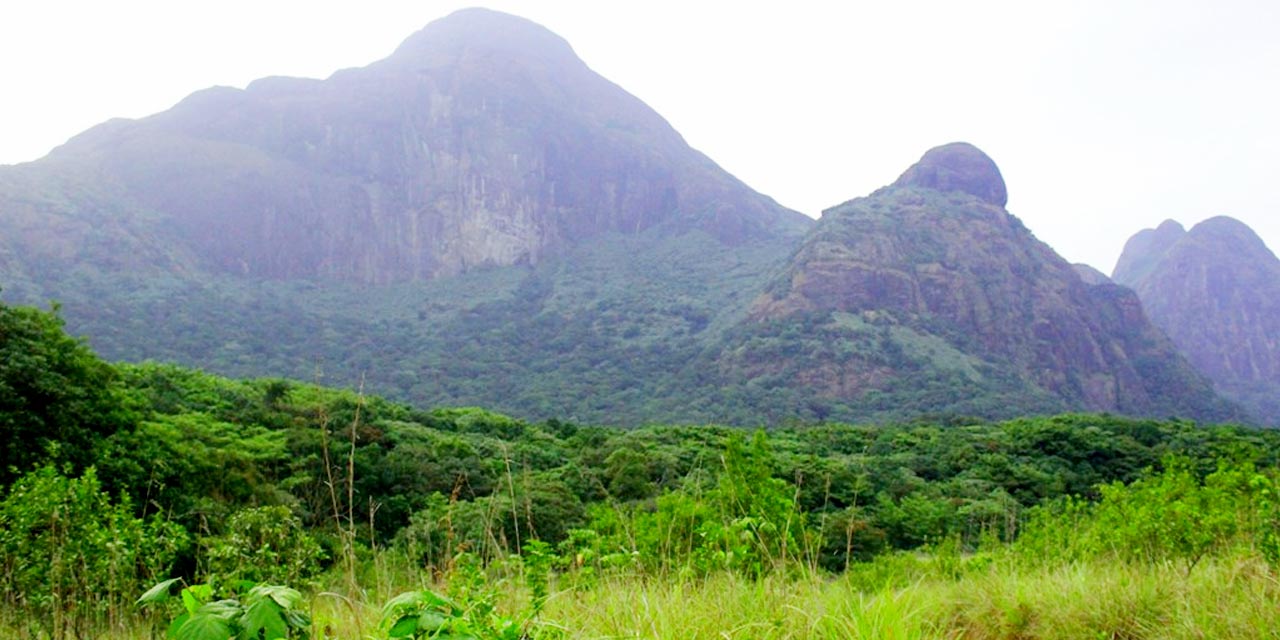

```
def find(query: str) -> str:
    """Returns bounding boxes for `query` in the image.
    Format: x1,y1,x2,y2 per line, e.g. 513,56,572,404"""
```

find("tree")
0,301,133,486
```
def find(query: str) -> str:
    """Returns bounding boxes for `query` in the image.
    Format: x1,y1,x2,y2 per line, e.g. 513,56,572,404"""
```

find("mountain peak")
893,142,1008,207
389,8,580,68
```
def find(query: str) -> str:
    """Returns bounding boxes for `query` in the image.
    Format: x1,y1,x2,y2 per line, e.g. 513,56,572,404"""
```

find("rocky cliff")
0,9,812,425
1113,217,1280,423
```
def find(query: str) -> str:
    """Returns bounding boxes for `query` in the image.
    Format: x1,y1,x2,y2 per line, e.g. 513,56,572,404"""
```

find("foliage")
5,298,1280,636
137,579,311,640
0,301,134,485
1015,457,1274,574
202,506,326,587
380,588,521,640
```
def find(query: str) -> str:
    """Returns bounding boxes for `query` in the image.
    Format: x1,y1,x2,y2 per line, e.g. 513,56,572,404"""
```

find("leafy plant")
137,579,311,640
380,588,520,640
202,505,326,586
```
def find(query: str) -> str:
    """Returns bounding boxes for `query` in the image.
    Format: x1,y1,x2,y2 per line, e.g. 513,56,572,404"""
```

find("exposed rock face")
1113,216,1280,423
724,143,1238,422
14,8,807,284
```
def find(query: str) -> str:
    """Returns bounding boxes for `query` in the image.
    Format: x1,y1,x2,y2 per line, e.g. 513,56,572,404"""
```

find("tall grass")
4,549,1280,638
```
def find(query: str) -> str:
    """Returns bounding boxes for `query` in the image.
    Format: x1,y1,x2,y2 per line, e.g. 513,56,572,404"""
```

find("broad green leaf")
174,613,235,640
182,584,214,614
284,609,312,631
181,589,200,615
387,615,418,638
382,591,424,610
381,590,426,621
240,597,287,640
166,612,190,640
199,600,244,621
251,584,303,609
421,589,462,616
138,578,182,605
418,610,447,632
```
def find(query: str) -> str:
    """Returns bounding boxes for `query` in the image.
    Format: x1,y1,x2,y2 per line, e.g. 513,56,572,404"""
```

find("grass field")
8,550,1275,639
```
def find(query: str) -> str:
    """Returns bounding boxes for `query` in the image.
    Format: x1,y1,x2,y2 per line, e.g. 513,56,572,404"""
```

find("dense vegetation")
4,298,1280,638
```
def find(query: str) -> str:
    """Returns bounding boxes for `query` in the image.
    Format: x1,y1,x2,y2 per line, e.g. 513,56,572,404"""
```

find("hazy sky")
2,1,1277,272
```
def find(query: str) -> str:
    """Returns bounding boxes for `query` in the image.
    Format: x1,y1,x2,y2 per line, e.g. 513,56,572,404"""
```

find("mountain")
0,9,810,425
1113,217,1280,423
1112,220,1187,285
0,13,1241,425
708,143,1241,423
1,8,806,286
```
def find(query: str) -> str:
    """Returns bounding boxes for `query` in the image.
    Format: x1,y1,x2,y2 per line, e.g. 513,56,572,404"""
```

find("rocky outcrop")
14,8,808,284
1113,216,1280,423
724,143,1239,422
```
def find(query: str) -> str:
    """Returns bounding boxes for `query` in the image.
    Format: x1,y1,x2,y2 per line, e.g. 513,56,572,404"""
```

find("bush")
202,506,325,586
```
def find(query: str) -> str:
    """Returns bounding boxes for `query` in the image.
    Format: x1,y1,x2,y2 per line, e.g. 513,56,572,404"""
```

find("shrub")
202,506,325,586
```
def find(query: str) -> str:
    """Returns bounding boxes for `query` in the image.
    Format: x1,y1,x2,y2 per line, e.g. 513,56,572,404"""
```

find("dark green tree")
0,301,134,486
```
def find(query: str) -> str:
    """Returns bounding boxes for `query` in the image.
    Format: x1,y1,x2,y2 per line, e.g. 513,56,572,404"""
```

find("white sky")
1,1,1277,273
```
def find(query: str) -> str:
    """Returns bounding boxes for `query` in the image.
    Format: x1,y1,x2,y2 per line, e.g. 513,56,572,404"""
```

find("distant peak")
893,142,1008,207
1155,219,1186,235
1111,219,1187,285
390,8,580,67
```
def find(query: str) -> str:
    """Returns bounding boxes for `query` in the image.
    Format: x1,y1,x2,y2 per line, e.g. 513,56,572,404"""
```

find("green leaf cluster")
138,580,310,640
